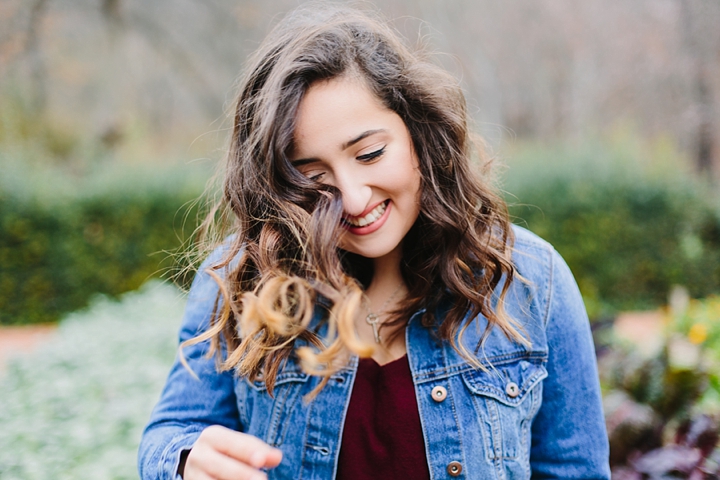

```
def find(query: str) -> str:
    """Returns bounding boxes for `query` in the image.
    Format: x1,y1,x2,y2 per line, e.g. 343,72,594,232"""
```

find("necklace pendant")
365,313,382,344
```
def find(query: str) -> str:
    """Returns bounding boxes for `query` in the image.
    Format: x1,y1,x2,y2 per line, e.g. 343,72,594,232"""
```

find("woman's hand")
183,425,283,480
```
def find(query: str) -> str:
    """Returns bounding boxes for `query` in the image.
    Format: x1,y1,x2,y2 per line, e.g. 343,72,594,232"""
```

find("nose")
334,171,372,217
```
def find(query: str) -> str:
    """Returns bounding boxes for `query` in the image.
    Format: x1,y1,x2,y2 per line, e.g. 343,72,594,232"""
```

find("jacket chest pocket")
235,368,310,447
461,359,547,464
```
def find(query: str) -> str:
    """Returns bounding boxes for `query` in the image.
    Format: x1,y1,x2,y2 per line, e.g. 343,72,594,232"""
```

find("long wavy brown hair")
183,3,527,396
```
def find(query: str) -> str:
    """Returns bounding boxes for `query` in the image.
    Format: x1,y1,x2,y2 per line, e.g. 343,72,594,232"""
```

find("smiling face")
290,76,422,261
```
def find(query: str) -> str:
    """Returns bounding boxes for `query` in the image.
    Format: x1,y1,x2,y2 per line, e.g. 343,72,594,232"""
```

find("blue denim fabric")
139,226,610,479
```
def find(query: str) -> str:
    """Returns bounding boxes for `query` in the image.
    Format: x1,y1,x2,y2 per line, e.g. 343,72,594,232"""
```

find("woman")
139,4,610,479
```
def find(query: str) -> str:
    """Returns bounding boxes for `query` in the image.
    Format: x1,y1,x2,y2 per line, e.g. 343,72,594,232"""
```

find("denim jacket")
139,226,610,479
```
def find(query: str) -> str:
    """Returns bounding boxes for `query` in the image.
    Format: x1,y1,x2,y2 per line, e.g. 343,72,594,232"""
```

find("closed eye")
356,147,385,162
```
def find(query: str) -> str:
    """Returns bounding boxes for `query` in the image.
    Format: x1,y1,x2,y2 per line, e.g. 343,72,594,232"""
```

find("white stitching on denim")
542,246,555,328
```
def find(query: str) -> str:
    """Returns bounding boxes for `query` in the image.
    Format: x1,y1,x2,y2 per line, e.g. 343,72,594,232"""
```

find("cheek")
411,164,422,199
394,165,422,221
390,152,421,197
403,160,422,203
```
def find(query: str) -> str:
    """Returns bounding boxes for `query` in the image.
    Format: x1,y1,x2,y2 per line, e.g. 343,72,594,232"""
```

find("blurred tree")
680,0,718,176
0,0,718,177
24,0,48,114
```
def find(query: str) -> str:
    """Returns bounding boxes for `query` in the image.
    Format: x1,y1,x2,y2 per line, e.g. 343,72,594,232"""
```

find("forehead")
292,77,396,154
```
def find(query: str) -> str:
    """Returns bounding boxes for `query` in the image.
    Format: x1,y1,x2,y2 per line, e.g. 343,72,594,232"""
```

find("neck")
364,244,408,358
367,244,404,298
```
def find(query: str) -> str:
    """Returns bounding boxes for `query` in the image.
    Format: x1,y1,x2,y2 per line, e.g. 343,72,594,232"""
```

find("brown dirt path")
0,325,57,373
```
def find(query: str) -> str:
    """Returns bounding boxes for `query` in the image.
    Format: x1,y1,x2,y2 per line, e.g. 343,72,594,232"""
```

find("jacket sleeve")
138,255,241,480
530,248,610,479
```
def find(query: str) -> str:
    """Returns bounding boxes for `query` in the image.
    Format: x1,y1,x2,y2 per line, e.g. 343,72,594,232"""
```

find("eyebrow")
341,129,386,150
290,128,387,167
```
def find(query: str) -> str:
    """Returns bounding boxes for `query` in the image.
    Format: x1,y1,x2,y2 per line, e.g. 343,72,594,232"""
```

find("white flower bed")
0,282,186,480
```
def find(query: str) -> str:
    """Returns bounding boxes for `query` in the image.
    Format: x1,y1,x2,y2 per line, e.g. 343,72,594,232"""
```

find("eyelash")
306,146,386,181
356,146,385,162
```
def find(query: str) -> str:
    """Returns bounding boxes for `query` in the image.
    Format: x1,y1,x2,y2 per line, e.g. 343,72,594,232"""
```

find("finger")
207,452,269,480
186,445,267,480
260,447,283,469
203,426,282,469
183,467,214,480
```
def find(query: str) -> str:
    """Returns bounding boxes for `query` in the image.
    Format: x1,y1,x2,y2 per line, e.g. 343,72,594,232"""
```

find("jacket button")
447,461,463,476
505,382,520,398
431,385,447,402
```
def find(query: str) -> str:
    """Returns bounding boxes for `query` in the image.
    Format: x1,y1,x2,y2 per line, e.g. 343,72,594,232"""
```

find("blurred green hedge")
3,138,719,324
0,162,208,325
505,140,720,315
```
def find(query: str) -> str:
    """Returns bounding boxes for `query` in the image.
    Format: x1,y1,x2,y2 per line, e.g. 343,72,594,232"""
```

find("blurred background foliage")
0,157,206,324
0,283,184,480
504,136,720,317
1,0,718,324
1,0,720,476
600,294,720,477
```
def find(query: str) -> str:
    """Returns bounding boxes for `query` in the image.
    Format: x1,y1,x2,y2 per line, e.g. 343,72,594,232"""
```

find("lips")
342,200,391,235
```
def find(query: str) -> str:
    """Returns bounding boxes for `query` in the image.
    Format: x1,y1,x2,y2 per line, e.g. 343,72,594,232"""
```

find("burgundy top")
336,355,431,480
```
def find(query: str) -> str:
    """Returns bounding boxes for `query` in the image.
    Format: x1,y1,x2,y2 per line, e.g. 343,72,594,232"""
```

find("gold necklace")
365,283,404,344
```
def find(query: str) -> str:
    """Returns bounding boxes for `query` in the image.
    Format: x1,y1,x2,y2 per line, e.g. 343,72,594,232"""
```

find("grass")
0,282,185,480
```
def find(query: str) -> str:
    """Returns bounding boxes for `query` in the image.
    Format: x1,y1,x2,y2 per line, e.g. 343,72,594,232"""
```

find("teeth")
345,201,387,227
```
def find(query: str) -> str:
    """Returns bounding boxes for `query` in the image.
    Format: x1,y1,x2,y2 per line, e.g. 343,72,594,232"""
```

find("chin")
340,241,402,260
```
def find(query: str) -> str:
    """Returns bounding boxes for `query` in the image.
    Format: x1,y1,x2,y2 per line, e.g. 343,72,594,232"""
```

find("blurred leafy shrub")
505,139,720,315
601,295,720,476
667,295,720,418
611,415,720,479
0,160,209,325
0,281,183,479
673,296,720,364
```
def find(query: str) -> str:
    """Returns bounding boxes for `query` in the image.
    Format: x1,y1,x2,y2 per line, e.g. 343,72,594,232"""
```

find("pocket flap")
246,363,310,391
462,359,547,407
